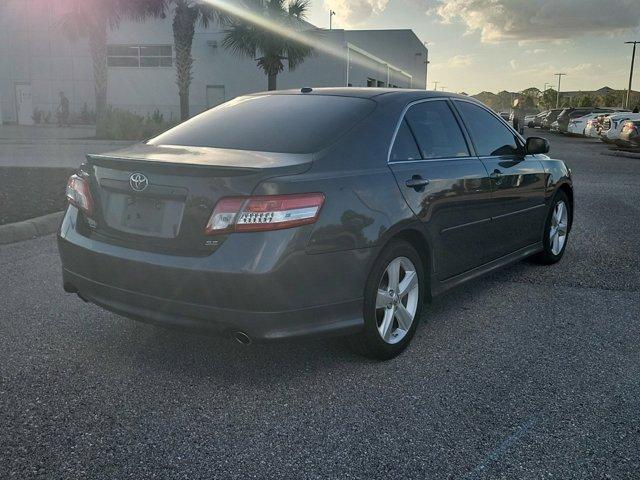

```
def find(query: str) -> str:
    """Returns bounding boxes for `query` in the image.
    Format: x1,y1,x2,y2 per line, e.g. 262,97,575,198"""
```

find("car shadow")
88,256,555,386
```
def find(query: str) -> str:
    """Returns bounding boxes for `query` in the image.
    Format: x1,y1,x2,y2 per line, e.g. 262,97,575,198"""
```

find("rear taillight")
205,193,325,235
66,173,94,216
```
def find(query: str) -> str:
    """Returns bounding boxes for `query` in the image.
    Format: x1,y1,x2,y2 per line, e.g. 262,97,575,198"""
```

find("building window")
107,45,173,68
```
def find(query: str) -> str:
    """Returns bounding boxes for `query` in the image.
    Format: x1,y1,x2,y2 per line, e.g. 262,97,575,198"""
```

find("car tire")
349,239,425,360
531,190,571,265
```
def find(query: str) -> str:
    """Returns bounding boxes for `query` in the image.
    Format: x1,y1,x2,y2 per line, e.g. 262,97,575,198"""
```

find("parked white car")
601,112,640,143
567,113,603,136
584,117,603,138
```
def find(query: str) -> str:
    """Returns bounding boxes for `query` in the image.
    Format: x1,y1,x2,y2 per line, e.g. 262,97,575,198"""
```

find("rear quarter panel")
537,156,573,206
253,99,418,255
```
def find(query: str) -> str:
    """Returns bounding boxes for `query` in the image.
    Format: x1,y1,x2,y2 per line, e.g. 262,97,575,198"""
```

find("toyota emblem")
129,172,149,192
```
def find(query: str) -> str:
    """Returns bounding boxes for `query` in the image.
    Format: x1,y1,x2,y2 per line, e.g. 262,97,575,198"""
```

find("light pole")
554,73,567,108
440,86,446,92
543,82,550,91
433,80,439,91
625,41,639,108
424,42,429,90
329,10,335,30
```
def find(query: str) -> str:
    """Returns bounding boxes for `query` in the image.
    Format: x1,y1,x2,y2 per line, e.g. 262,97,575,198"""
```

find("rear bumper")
58,209,373,341
62,269,363,341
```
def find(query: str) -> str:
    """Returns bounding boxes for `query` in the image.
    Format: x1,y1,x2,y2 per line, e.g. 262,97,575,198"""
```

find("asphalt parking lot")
1,130,639,479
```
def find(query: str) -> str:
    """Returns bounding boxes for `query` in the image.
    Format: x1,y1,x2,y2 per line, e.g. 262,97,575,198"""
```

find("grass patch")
96,108,175,140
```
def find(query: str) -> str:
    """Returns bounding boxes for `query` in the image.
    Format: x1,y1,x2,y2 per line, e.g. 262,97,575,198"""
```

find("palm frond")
195,2,231,29
223,0,315,77
123,0,168,23
286,41,312,70
221,24,258,59
288,0,309,19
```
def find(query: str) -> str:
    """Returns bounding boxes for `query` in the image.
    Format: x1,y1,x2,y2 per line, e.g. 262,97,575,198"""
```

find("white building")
0,0,428,125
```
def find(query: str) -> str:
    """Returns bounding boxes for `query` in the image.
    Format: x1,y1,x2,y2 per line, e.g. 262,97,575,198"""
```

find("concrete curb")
0,211,64,245
601,150,640,160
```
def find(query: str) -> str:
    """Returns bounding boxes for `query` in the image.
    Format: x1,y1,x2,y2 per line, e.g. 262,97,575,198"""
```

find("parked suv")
541,109,563,129
533,111,549,128
58,89,573,359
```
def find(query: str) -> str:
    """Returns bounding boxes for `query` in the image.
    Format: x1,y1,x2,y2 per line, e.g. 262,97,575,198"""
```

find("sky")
304,0,640,95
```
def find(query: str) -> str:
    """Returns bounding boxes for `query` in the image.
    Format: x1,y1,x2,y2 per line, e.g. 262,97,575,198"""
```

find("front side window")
454,101,520,157
404,100,470,159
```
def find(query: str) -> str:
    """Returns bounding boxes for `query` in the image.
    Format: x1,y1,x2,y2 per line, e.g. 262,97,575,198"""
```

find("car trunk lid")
82,144,312,255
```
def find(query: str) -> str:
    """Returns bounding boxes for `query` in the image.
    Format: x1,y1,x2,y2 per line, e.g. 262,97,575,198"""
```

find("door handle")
405,175,430,191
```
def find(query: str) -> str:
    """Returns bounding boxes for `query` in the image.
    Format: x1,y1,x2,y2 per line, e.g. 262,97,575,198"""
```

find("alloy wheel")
375,256,420,344
550,200,569,255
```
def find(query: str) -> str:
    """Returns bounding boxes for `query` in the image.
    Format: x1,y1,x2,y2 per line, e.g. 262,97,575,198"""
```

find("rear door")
387,99,494,280
453,100,547,260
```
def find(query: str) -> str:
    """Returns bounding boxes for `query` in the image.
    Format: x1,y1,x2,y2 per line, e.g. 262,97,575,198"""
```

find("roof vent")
301,87,313,93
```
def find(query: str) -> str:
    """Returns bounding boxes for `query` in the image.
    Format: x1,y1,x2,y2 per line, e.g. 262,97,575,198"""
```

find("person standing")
57,91,70,127
511,97,524,135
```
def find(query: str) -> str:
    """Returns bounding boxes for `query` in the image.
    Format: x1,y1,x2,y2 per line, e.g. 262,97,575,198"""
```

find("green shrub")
96,107,175,140
79,103,96,125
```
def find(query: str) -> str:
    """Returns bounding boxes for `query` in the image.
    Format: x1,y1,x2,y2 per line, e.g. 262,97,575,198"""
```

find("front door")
15,83,34,125
388,99,495,280
453,100,547,259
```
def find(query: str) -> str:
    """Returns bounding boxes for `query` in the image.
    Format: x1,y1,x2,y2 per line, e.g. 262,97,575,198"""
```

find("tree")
223,0,316,91
496,90,513,111
168,1,228,120
521,87,541,99
578,95,593,107
540,89,558,109
60,0,164,123
601,91,624,108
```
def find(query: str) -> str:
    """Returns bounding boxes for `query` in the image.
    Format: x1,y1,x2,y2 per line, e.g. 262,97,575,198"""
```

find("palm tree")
168,1,228,120
222,0,315,91
60,0,164,123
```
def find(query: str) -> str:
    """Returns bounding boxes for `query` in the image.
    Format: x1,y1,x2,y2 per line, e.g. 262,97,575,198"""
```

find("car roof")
608,112,640,118
247,87,474,104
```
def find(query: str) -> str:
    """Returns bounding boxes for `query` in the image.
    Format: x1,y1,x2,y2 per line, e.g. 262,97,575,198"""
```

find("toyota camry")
58,88,573,359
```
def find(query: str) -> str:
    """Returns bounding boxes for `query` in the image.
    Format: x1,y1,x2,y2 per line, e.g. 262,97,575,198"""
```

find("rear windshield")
148,94,376,154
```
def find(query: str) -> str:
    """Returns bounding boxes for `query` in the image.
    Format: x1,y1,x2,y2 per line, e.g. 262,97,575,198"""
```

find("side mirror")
526,137,550,155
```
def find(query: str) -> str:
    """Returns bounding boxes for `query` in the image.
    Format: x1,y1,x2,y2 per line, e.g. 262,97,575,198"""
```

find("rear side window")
454,101,520,157
404,100,470,159
390,120,421,161
148,95,376,154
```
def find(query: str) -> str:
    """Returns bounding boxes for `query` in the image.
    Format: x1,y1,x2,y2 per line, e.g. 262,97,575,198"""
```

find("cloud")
324,0,389,27
447,54,474,67
430,54,474,72
433,0,640,42
510,61,608,82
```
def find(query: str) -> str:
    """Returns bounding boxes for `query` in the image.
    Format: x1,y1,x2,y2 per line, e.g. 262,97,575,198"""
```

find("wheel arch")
382,226,434,300
556,182,574,230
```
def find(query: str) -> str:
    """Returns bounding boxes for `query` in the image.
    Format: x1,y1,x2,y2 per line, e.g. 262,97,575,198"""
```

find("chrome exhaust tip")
233,331,252,346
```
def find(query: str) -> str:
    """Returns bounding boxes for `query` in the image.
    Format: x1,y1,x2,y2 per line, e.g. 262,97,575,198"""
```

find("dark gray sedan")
58,88,573,359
